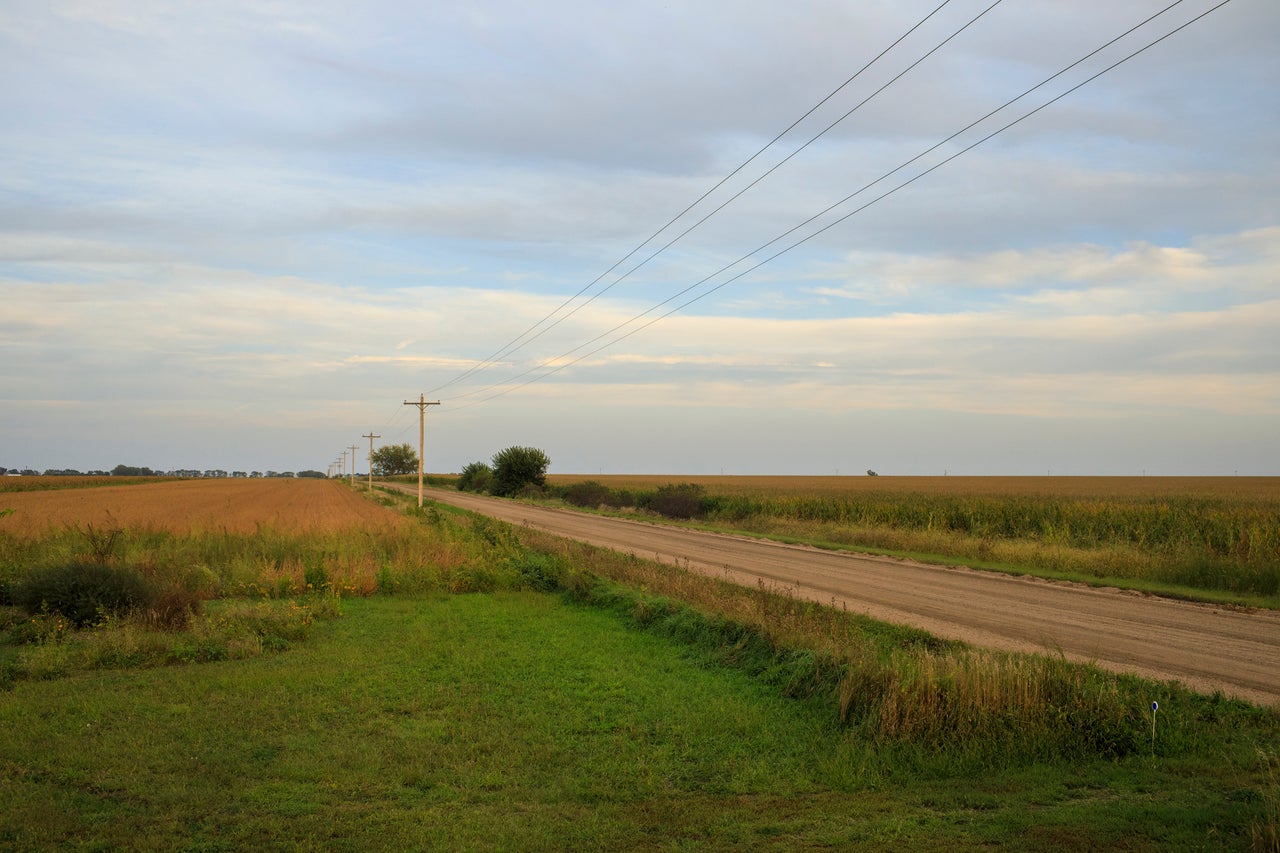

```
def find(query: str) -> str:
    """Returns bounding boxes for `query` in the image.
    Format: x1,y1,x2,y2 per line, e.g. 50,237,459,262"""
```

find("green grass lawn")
4,592,1277,851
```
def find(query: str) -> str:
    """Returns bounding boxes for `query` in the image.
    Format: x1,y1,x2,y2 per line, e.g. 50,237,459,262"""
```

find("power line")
443,0,1229,411
471,0,1008,370
421,0,962,398
435,0,1011,406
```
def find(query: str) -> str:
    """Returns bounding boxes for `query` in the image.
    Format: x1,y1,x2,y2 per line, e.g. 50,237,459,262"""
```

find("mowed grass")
3,593,1277,852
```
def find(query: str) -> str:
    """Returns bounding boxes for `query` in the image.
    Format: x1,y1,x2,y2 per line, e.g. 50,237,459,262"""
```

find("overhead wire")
419,0,961,398
447,0,1007,383
369,0,970,440
438,0,1011,405
442,0,1228,411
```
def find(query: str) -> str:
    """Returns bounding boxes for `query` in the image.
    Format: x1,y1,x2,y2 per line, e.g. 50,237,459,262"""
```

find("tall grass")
0,506,531,604
706,492,1279,562
707,492,1280,597
0,493,545,686
543,476,1280,600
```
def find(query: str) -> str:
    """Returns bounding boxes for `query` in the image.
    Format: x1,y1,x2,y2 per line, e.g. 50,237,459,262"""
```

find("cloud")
1,0,1275,474
804,227,1277,315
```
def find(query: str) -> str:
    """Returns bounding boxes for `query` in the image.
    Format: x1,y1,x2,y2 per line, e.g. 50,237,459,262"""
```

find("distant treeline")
1,465,326,479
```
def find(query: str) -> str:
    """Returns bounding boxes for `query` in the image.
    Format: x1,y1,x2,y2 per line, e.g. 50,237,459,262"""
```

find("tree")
457,461,493,493
371,443,419,476
111,464,156,477
489,446,550,497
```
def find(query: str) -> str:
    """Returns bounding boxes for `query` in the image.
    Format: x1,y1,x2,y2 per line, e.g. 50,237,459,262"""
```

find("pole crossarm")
402,394,441,507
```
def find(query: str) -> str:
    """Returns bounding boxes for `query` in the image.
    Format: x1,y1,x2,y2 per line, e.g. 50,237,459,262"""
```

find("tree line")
1,466,326,478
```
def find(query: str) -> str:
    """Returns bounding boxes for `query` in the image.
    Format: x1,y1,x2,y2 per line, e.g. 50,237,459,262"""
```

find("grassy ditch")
516,525,1278,772
3,593,1279,850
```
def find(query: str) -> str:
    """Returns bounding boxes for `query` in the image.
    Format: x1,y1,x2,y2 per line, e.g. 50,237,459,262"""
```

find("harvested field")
0,475,178,493
0,478,405,537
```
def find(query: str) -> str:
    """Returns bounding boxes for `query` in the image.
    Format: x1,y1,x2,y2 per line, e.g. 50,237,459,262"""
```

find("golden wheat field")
0,478,405,537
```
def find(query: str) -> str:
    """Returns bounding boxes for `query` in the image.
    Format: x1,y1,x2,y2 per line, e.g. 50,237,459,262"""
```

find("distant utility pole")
403,394,441,507
363,432,380,492
348,445,359,487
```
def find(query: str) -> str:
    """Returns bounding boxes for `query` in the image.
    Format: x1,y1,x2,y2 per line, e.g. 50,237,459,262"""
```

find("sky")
2,0,1277,476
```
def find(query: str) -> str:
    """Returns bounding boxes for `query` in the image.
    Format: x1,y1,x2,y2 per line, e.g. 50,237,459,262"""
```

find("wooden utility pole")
348,445,359,487
402,394,440,507
363,432,380,492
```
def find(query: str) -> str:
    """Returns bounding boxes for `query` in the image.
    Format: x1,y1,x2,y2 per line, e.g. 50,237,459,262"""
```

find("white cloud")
1,0,1276,474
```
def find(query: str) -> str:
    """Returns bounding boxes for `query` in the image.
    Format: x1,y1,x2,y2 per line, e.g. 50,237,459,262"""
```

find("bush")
303,560,329,591
563,480,612,509
140,585,203,631
646,483,708,520
606,489,637,509
489,446,550,498
510,549,562,592
457,461,493,493
0,563,18,607
14,561,155,627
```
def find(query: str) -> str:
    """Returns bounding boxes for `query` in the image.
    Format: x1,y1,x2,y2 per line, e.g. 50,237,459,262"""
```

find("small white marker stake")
1151,701,1159,756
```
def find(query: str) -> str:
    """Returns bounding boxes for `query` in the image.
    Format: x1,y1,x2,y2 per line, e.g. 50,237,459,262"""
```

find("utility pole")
348,445,359,487
363,432,381,492
402,394,440,507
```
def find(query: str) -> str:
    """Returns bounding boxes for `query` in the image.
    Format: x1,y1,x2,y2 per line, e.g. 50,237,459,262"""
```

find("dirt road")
394,485,1280,706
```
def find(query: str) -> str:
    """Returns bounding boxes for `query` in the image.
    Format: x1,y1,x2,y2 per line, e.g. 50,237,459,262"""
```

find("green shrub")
0,562,17,606
510,550,562,592
488,446,550,497
605,489,637,509
457,461,493,493
14,561,154,627
646,483,708,519
563,480,612,509
303,560,329,591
